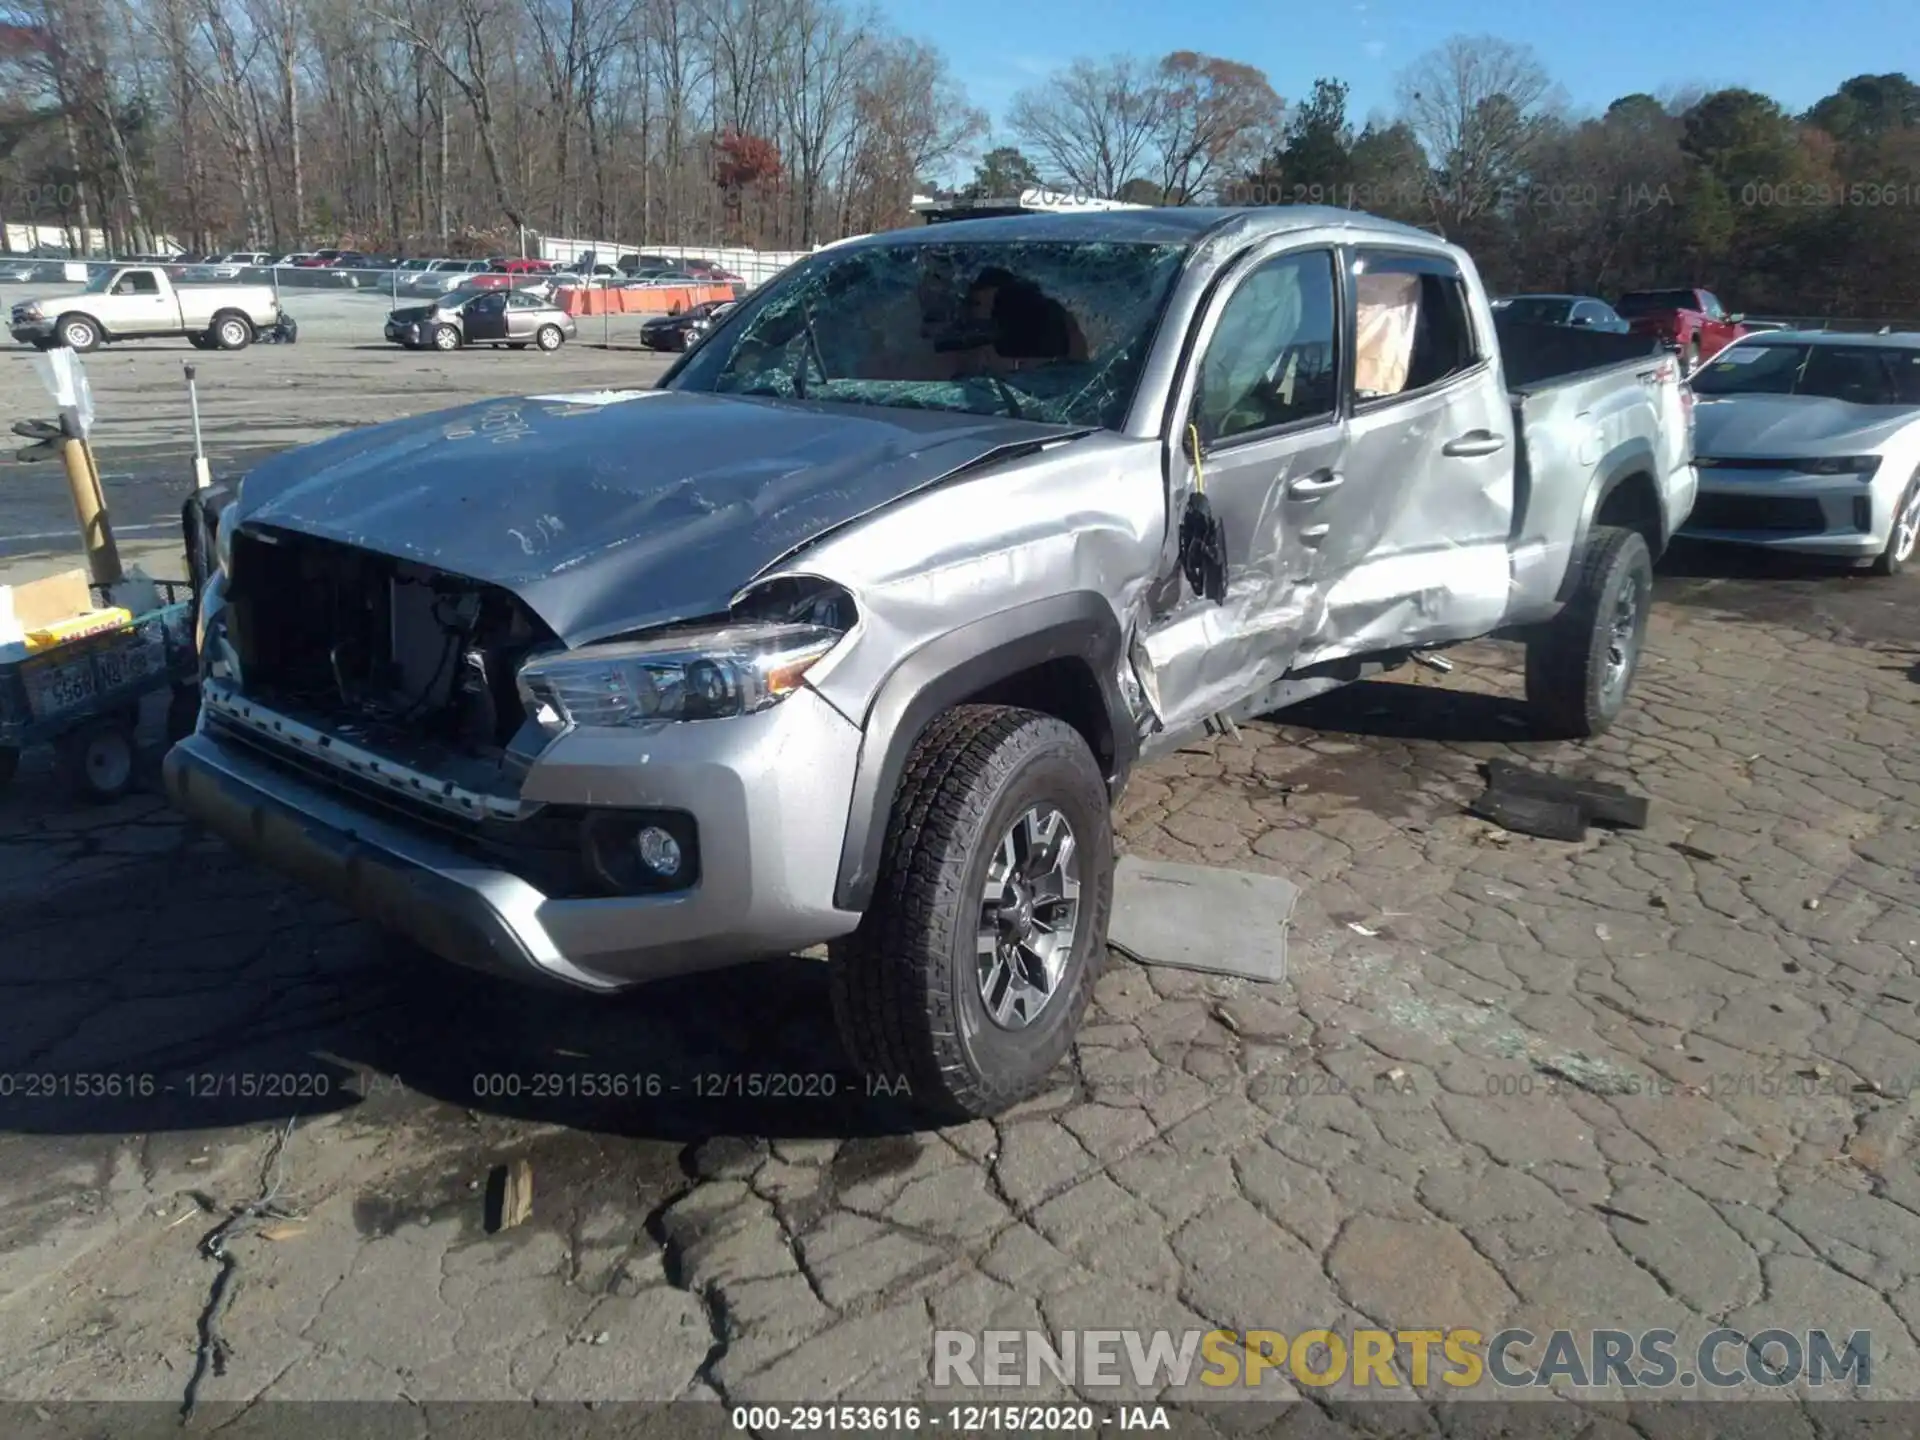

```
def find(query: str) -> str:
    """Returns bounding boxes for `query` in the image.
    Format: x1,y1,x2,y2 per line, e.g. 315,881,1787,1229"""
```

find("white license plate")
25,658,98,718
95,631,163,691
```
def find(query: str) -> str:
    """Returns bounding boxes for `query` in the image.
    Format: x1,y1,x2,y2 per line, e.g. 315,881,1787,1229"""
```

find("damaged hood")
233,389,1084,646
1693,395,1920,457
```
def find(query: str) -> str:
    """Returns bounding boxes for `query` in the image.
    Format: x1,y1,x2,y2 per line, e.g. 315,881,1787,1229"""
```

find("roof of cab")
838,205,1450,252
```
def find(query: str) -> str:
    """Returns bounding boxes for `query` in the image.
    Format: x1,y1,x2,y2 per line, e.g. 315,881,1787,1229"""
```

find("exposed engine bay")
224,526,552,768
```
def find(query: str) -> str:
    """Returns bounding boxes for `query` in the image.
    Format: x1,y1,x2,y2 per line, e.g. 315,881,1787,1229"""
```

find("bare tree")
1396,35,1559,233
1008,55,1164,198
1152,51,1282,203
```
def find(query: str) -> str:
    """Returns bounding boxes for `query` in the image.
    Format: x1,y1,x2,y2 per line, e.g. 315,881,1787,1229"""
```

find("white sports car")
1683,331,1920,574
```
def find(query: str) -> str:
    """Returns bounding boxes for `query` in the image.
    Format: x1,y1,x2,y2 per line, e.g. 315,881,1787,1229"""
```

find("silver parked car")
384,287,576,351
167,207,1693,1119
1683,331,1920,574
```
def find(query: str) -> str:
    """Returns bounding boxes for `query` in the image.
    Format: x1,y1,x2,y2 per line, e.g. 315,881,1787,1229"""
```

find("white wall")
538,235,814,284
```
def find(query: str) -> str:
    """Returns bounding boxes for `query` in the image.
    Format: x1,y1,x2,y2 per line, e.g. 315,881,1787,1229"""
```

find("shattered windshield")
666,239,1190,429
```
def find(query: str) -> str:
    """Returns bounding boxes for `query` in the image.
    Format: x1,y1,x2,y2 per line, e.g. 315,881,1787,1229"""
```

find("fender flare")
831,590,1137,913
1560,440,1666,598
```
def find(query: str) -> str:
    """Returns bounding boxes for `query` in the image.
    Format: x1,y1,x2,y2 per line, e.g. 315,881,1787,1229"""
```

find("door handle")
1299,523,1331,546
1288,469,1343,498
1442,430,1507,457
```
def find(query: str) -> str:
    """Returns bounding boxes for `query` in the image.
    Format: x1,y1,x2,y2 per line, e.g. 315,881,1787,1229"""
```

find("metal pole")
185,364,211,490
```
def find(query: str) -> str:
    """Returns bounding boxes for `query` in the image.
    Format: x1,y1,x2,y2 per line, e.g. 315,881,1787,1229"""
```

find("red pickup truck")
1614,288,1749,371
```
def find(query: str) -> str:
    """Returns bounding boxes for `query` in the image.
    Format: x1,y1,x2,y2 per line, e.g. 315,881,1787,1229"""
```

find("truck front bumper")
163,687,867,992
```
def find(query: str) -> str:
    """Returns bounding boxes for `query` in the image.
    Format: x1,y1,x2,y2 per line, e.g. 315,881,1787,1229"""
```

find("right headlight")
517,622,844,731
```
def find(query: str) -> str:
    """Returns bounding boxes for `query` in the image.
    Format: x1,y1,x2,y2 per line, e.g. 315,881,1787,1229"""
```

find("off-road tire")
827,705,1113,1121
1525,525,1654,740
56,314,101,352
1870,470,1920,577
212,313,252,350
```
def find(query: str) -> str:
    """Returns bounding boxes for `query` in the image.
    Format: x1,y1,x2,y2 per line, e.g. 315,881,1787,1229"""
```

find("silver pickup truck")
9,264,286,352
164,207,1695,1118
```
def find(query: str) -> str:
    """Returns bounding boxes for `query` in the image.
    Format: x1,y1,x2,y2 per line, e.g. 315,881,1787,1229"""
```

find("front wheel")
1525,526,1654,740
432,324,460,351
828,706,1113,1121
535,324,564,351
1871,472,1920,577
57,315,101,352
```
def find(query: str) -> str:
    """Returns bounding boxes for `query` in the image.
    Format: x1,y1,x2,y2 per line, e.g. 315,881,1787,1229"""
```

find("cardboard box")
0,568,93,648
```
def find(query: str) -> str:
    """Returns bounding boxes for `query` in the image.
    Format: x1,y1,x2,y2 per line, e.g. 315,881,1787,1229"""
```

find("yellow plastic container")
25,607,132,652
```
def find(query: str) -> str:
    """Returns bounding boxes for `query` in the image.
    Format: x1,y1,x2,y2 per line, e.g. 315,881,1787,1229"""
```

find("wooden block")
1485,759,1650,829
485,1158,533,1233
1469,787,1589,842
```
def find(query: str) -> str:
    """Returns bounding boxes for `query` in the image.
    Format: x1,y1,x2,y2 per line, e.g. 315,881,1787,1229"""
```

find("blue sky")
872,0,1918,171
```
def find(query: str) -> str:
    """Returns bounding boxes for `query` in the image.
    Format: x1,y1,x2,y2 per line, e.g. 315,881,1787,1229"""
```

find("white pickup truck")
8,264,288,353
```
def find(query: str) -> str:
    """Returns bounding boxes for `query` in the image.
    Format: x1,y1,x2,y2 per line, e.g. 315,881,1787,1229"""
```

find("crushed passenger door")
1139,244,1348,739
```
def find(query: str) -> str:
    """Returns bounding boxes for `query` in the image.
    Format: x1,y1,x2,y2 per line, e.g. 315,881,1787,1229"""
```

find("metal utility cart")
0,582,200,799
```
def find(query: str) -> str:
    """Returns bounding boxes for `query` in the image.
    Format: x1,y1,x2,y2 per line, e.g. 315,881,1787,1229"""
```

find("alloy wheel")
976,803,1082,1030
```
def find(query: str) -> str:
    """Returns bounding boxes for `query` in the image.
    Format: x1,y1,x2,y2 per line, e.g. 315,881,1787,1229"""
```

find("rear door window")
1350,253,1481,402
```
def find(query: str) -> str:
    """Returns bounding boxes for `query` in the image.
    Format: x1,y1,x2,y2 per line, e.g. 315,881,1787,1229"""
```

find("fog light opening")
636,825,683,877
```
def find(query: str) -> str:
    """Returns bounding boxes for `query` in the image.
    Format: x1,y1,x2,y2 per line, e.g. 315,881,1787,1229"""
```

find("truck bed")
1500,319,1690,625
1495,315,1668,391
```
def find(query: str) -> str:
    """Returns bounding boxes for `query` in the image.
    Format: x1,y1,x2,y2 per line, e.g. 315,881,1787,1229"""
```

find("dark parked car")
383,286,577,351
639,300,734,351
1496,294,1630,333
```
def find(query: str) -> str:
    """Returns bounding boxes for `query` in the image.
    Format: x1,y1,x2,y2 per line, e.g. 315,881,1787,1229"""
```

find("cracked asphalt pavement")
2,505,1918,1425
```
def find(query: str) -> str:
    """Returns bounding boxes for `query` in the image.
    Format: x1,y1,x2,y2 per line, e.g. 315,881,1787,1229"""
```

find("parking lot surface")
0,283,673,557
2,333,1919,1420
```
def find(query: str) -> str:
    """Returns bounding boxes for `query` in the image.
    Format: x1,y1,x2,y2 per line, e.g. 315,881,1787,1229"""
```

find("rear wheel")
187,333,215,350
55,717,137,802
1525,526,1653,740
1872,472,1920,577
828,706,1113,1120
535,324,564,352
212,314,252,350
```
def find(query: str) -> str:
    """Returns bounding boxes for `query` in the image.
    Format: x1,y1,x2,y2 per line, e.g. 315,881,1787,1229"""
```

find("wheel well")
1594,471,1663,557
212,308,251,328
955,658,1115,777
